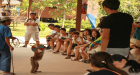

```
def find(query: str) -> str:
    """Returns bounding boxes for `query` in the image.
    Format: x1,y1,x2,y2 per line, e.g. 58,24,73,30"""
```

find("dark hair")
97,16,106,28
92,30,100,41
89,52,128,75
112,54,140,73
102,0,120,10
48,24,54,27
54,25,60,29
1,20,6,23
71,31,79,35
30,12,36,15
60,28,66,31
84,29,92,36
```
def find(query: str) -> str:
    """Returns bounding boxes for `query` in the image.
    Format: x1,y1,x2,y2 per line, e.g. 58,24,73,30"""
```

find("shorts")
0,49,11,72
106,48,130,57
72,44,77,49
25,32,39,41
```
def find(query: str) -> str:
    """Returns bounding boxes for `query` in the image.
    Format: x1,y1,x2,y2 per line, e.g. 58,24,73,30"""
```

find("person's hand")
11,37,17,40
10,46,14,51
92,42,96,44
88,47,92,51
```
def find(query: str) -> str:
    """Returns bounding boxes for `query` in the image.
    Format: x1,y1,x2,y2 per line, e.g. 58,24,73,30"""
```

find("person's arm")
5,37,14,51
74,39,80,46
101,29,110,52
131,23,135,37
50,33,56,37
57,34,60,41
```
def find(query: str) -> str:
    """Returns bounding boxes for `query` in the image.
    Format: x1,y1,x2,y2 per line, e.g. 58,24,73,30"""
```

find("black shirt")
88,70,118,75
101,12,133,48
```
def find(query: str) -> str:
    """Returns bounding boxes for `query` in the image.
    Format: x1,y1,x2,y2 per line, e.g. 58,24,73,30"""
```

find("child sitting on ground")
54,28,71,53
130,38,140,63
65,31,81,59
50,25,60,51
62,28,76,55
46,24,56,50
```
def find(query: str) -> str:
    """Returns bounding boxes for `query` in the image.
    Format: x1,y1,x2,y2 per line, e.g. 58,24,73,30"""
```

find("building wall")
39,0,98,20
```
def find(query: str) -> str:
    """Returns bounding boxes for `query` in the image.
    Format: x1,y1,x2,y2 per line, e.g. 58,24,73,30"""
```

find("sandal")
79,59,84,62
84,60,90,63
65,56,71,59
62,51,67,55
71,57,78,61
70,55,75,57
53,51,59,53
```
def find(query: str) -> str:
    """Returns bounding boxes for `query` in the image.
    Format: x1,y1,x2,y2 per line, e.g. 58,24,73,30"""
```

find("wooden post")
76,0,82,31
0,0,2,14
28,0,32,18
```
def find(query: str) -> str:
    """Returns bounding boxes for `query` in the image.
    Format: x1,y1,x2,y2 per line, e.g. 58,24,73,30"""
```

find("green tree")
90,0,140,22
31,0,54,20
19,0,29,18
50,0,77,28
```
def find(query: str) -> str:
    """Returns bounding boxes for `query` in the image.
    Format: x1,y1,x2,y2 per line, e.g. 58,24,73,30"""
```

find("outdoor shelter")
0,0,83,31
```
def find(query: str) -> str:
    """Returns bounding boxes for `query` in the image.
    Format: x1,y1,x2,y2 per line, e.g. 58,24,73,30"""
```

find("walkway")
0,47,91,75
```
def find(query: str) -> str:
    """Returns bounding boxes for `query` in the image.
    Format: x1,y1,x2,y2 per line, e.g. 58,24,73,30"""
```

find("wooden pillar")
28,0,32,18
0,0,2,14
76,0,82,31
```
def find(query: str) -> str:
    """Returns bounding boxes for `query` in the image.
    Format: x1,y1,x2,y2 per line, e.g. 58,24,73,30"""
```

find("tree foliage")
50,0,77,27
90,0,140,22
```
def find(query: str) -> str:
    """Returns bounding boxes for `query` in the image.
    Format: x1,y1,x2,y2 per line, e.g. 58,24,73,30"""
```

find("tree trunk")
62,10,66,28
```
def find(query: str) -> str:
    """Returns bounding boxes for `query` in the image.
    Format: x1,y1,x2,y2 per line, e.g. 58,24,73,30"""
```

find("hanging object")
82,3,88,14
86,13,96,29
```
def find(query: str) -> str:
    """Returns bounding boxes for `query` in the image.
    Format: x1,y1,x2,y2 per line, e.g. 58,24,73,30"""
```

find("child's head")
54,25,60,32
72,31,79,39
48,24,54,30
92,30,100,39
83,29,92,36
60,28,66,35
69,28,76,34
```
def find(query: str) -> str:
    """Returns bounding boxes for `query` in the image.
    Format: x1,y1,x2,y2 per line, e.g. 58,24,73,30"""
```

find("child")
62,28,76,55
130,38,140,63
54,28,70,53
65,32,81,59
46,24,56,49
50,25,60,51
30,44,45,73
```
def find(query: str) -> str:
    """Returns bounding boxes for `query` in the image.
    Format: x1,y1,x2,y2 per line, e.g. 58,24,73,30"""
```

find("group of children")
45,24,102,63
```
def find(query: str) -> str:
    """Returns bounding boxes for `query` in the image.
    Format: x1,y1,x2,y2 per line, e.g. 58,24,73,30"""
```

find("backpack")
26,18,41,31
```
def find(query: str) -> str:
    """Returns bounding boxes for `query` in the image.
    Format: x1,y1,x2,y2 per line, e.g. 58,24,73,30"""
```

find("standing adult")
100,0,134,57
0,16,16,75
22,12,40,47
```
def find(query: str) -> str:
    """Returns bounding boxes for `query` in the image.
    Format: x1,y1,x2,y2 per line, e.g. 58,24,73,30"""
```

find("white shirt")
59,33,70,39
72,37,81,44
25,19,40,33
50,30,56,35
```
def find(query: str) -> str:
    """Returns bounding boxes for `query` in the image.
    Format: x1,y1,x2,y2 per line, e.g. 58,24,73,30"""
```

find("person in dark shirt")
100,0,135,57
86,52,128,75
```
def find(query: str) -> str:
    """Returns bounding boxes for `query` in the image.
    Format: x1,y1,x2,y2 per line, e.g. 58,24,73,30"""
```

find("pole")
76,0,82,31
0,0,2,14
28,0,32,18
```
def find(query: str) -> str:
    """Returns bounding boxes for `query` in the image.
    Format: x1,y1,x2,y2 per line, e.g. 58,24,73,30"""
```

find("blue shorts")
0,49,11,72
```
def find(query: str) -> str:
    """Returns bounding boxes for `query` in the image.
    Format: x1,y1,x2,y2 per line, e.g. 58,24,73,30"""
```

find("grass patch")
9,22,74,38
